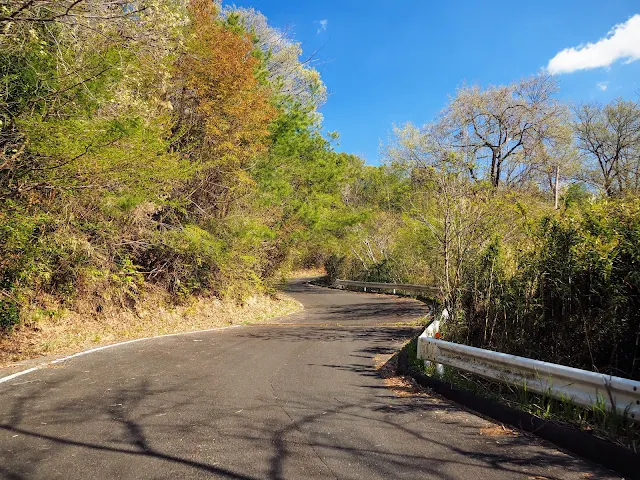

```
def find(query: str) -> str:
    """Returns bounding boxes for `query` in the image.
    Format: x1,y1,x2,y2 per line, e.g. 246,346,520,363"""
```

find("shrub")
0,299,19,332
454,199,640,379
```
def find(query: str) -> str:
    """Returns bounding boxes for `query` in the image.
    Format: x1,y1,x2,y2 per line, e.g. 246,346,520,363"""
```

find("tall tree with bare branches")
574,99,640,196
446,75,566,188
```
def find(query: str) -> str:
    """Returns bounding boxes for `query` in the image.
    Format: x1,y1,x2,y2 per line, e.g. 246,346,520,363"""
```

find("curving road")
0,279,617,479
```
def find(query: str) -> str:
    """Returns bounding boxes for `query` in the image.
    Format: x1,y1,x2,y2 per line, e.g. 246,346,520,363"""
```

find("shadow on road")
276,280,431,326
0,281,615,479
239,325,420,343
0,326,611,479
0,378,596,480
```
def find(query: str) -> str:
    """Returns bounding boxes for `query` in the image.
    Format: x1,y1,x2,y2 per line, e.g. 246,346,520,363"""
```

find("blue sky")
226,1,640,164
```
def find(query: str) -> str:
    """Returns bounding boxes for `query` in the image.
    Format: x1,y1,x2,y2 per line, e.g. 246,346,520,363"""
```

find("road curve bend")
0,279,617,479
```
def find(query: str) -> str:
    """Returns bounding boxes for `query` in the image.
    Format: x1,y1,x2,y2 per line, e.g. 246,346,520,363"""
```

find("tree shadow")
276,280,431,326
0,285,617,479
0,348,615,479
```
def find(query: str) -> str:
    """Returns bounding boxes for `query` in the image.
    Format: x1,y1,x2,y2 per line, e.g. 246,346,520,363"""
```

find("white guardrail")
417,327,640,423
335,279,438,295
336,279,640,421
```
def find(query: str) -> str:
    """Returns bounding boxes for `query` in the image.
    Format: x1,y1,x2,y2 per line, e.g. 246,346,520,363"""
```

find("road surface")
0,279,617,479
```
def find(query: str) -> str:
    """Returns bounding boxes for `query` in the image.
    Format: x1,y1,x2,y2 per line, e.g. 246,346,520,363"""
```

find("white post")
423,308,448,375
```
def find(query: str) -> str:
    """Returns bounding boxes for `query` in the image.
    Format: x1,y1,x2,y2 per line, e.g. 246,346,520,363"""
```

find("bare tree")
385,129,497,314
445,74,565,188
574,99,640,196
222,6,327,113
529,122,579,207
0,1,148,25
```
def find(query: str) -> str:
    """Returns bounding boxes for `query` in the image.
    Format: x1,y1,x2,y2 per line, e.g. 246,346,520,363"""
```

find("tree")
0,0,186,199
574,99,640,196
222,6,327,115
0,1,148,24
171,0,276,219
445,75,565,188
385,126,499,313
528,122,579,208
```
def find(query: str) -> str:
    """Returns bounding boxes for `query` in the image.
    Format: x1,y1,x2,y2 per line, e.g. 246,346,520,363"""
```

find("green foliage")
2,0,640,395
0,299,19,332
362,259,397,283
450,199,640,379
562,183,592,209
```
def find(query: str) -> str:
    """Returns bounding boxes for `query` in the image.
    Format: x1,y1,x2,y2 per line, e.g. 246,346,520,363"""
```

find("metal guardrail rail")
417,331,640,422
335,279,438,295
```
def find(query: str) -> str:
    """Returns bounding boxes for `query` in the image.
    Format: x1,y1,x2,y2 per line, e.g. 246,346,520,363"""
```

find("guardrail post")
422,308,448,376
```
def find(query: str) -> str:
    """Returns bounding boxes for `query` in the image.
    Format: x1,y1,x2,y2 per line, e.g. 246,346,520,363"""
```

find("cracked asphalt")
0,279,619,479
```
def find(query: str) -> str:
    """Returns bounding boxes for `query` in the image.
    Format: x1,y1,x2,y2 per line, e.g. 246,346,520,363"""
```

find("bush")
0,299,19,332
455,199,640,379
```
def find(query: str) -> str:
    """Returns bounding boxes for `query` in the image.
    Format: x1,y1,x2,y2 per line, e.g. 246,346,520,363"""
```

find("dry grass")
479,425,517,437
287,267,326,278
0,287,302,367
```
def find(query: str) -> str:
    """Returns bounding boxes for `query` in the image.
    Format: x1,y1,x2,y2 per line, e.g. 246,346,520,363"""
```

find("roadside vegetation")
0,289,300,366
0,1,357,359
329,78,640,382
1,0,639,391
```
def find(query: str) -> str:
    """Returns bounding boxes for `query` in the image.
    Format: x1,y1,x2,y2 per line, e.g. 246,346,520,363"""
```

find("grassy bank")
0,288,301,368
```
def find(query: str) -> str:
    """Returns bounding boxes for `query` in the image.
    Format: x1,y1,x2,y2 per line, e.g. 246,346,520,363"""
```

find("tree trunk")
554,164,560,210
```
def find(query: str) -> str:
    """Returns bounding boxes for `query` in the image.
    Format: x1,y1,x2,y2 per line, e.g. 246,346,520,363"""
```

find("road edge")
0,287,308,385
0,324,246,385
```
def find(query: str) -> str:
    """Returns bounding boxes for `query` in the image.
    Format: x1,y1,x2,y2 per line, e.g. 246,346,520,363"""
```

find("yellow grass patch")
479,424,517,437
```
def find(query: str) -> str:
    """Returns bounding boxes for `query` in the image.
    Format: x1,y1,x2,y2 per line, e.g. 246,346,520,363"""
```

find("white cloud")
596,81,609,91
547,14,640,74
316,19,328,34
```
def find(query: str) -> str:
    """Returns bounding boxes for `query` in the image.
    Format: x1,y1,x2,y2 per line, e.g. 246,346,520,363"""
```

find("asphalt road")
0,279,618,479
